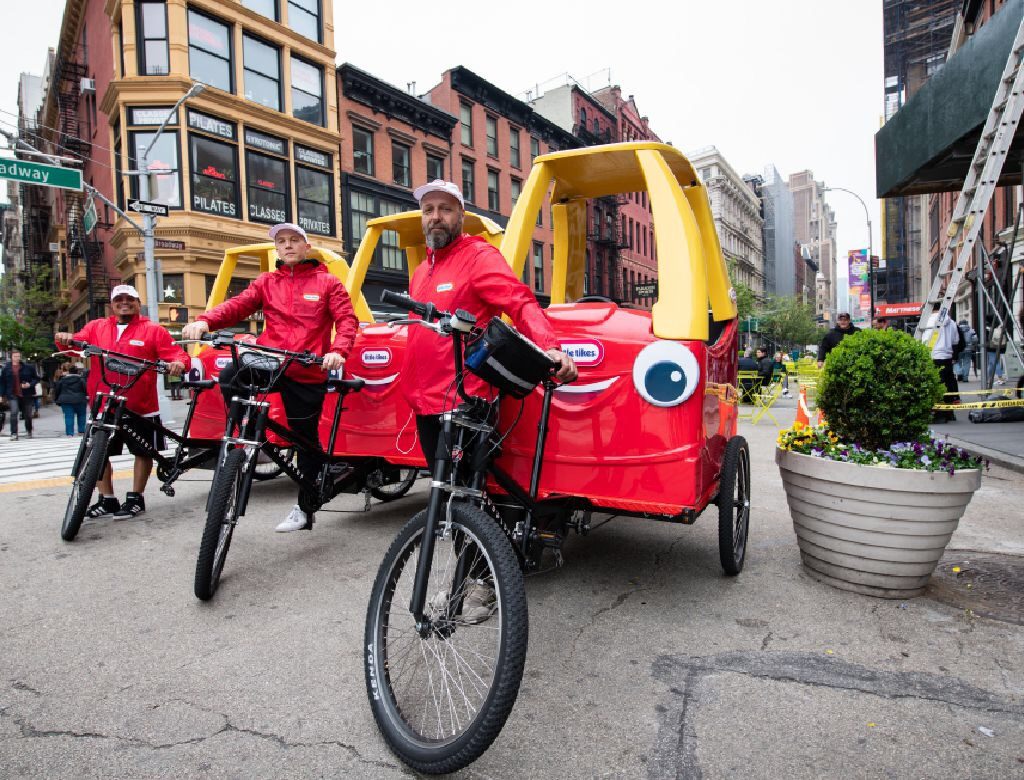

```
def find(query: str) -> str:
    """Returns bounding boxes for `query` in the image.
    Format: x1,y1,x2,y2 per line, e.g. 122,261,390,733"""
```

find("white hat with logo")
110,284,141,300
413,179,465,209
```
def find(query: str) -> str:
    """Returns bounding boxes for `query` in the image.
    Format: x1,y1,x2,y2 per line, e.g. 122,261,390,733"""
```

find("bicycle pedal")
160,485,175,497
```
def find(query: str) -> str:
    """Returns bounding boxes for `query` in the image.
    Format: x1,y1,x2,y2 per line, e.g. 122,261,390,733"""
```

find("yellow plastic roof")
538,142,701,202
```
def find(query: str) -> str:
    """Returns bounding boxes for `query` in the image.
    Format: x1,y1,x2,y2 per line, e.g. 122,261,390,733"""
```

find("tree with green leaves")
733,281,757,322
0,268,60,360
755,294,825,351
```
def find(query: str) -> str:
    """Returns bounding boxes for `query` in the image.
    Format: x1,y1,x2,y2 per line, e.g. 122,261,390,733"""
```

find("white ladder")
914,16,1024,341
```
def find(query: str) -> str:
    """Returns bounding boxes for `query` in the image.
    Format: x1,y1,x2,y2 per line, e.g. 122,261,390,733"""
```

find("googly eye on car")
632,341,700,407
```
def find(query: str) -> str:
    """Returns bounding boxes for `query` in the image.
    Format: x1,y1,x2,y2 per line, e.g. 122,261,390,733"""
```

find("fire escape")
55,47,108,319
587,194,629,300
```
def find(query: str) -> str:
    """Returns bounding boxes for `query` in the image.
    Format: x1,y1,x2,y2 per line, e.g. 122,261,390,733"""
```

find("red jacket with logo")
197,261,358,384
71,315,190,416
403,233,558,415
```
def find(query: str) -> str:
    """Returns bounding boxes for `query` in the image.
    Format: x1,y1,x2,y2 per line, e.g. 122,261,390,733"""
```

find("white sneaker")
276,505,310,532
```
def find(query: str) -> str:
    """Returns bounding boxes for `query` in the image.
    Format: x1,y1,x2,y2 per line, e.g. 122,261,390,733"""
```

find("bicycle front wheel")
61,429,109,542
365,503,528,774
194,448,246,600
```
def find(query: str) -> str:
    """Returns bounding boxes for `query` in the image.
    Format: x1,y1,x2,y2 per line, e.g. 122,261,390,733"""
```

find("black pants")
933,357,960,421
9,396,34,435
219,362,327,481
416,414,446,468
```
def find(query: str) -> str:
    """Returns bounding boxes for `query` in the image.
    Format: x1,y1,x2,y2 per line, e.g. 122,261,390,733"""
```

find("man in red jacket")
181,223,358,532
55,285,188,519
405,180,577,471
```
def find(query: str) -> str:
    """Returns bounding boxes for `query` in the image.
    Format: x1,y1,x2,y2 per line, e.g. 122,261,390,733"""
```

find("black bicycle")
192,334,419,601
363,291,578,774
59,340,218,542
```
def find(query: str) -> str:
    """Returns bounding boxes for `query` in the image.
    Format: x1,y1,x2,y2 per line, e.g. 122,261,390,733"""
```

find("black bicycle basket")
238,350,282,373
464,317,552,398
104,357,144,376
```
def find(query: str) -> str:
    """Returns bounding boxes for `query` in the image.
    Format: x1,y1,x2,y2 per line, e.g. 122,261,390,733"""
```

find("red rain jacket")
198,260,358,384
403,234,558,415
71,315,189,416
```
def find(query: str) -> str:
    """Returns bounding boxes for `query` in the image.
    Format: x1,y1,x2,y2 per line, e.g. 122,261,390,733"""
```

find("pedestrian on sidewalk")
955,319,977,382
0,350,40,440
54,365,89,436
818,313,860,368
922,310,961,422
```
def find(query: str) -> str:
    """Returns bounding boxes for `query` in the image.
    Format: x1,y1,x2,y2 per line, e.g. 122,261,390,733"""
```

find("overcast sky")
1,1,886,293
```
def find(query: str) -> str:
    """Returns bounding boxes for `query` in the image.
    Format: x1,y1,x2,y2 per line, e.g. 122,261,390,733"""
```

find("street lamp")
823,186,873,320
137,82,205,321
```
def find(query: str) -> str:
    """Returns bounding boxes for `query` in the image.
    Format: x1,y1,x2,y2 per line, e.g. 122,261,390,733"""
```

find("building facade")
689,146,765,299
35,0,342,334
758,164,795,297
789,169,836,322
592,86,661,305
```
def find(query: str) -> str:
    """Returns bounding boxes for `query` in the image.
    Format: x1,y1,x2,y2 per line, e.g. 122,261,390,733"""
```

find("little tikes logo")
560,340,604,366
214,356,232,370
361,348,392,367
129,339,145,347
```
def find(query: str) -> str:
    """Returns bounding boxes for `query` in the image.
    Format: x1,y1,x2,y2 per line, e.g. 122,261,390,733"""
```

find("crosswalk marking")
0,437,137,485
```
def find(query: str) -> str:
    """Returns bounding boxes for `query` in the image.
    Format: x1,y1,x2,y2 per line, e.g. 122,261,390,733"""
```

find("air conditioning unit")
49,242,60,253
79,77,96,95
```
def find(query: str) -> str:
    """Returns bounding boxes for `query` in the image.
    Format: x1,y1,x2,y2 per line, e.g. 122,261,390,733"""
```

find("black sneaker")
86,497,121,519
113,493,146,520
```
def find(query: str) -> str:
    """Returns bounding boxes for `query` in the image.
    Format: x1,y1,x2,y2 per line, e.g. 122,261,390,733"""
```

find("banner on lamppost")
847,249,870,316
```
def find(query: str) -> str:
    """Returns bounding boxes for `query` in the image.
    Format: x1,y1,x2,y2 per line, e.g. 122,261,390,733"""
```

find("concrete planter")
776,448,982,599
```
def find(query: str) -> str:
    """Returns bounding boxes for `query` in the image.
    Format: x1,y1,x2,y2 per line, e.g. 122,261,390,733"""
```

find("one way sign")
127,199,169,217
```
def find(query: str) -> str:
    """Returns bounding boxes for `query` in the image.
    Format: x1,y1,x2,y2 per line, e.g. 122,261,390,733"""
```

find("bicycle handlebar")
200,332,322,366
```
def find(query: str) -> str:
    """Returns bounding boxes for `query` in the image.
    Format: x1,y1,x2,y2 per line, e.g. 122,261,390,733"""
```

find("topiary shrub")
817,329,945,451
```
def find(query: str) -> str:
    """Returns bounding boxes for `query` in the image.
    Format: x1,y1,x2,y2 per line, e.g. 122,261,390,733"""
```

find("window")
510,177,521,208
530,136,540,160
579,107,587,126
533,243,544,293
129,129,181,208
246,138,289,224
137,1,169,76
162,272,184,303
486,115,497,157
113,120,124,211
242,0,278,19
351,192,405,271
191,135,239,218
287,0,321,42
510,128,521,168
592,118,599,136
352,127,374,175
487,169,499,212
188,10,232,92
460,102,473,146
426,153,444,182
295,145,334,236
205,274,252,304
392,142,410,187
461,158,475,204
243,35,281,111
291,56,324,126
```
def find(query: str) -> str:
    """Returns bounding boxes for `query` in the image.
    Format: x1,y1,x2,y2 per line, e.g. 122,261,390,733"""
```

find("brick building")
789,170,837,323
34,0,343,334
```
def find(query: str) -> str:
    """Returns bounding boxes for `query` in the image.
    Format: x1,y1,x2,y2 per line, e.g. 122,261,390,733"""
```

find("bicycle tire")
61,429,110,542
717,435,751,576
369,468,419,502
365,503,528,774
194,448,246,600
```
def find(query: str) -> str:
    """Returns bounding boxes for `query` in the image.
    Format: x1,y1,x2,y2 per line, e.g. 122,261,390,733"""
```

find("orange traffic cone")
795,387,811,427
816,408,827,427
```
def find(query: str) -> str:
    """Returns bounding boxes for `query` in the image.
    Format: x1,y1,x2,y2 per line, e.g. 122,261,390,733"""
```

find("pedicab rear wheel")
370,467,419,502
717,435,750,576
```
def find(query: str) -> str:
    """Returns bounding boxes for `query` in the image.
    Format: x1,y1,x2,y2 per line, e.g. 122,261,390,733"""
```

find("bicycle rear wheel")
61,429,109,542
194,449,246,600
365,503,528,774
370,467,419,502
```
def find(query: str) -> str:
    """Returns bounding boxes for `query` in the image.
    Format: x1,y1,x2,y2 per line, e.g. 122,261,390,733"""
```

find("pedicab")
363,142,747,774
189,212,504,599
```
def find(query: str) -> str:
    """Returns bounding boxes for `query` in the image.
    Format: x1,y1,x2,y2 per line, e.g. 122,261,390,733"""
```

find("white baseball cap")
110,284,141,300
413,180,465,209
268,222,309,242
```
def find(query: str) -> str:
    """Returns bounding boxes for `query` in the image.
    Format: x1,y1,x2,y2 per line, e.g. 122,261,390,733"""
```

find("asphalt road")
1,420,1023,779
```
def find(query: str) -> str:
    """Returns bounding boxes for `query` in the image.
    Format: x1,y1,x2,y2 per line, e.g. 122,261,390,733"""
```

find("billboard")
847,249,871,317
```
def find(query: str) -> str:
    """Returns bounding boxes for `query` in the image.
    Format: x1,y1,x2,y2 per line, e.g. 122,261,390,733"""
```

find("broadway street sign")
0,159,82,191
128,199,169,217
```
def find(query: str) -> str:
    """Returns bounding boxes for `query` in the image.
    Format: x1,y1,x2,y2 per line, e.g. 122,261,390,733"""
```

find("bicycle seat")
327,378,365,393
181,379,217,390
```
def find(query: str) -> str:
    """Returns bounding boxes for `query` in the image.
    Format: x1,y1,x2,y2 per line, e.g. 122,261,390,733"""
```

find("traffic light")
168,306,189,324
